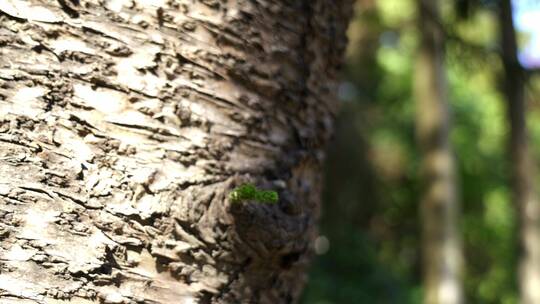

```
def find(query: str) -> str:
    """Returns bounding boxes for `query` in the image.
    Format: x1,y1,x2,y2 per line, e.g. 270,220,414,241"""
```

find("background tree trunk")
415,0,463,303
0,1,351,303
499,1,540,303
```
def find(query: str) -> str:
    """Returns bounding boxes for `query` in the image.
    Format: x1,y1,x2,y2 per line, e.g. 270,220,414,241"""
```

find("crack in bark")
57,0,80,18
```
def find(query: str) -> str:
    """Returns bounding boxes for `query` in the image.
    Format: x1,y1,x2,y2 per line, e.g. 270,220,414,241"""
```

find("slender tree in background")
415,0,463,303
499,1,540,303
0,1,351,303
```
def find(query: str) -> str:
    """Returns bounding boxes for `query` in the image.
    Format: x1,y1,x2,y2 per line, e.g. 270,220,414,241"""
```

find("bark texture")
415,0,463,303
0,1,351,303
500,1,540,303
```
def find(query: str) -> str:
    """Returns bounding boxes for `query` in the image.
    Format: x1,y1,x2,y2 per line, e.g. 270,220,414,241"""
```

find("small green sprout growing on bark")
229,184,279,204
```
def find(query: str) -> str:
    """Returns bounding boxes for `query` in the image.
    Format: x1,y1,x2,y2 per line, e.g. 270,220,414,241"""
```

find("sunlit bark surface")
415,0,463,303
0,1,351,303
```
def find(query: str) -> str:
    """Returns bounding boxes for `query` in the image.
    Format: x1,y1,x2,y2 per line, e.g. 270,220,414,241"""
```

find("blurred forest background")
300,0,540,303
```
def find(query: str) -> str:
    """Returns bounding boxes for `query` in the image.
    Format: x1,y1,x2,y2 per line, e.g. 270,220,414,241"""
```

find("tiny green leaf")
229,183,279,204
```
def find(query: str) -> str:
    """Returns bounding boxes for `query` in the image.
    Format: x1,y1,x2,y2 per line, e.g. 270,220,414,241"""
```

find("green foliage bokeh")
300,0,539,303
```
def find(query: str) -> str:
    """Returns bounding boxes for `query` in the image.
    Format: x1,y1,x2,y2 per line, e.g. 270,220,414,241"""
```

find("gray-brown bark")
415,0,463,303
499,1,540,303
0,1,352,303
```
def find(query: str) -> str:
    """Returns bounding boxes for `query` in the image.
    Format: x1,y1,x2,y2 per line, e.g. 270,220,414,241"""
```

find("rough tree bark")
415,0,463,303
0,1,351,303
499,1,540,303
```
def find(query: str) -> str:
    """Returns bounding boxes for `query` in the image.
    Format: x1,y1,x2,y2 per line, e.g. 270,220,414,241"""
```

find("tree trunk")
499,1,540,303
415,0,463,303
0,1,351,303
